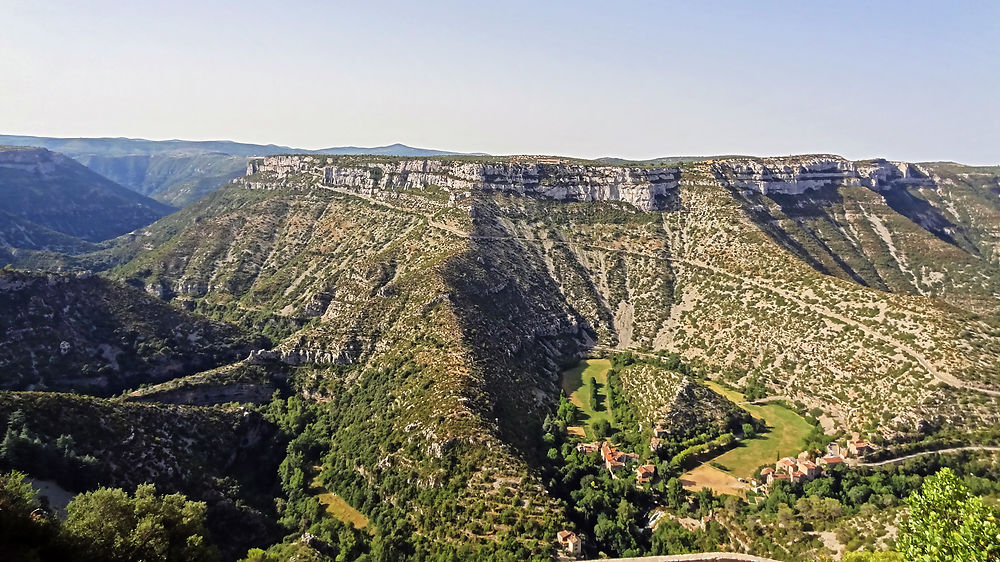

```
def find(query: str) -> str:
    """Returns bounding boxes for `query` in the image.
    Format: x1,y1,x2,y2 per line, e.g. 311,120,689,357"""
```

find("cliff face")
244,154,941,208
711,155,935,195
0,146,65,174
247,156,681,211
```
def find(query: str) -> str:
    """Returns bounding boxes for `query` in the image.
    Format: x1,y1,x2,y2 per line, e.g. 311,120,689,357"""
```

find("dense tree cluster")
0,471,218,561
0,409,98,490
256,375,560,561
742,372,769,402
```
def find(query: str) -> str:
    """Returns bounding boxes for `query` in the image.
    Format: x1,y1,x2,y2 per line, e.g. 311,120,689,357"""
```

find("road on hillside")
860,446,1000,466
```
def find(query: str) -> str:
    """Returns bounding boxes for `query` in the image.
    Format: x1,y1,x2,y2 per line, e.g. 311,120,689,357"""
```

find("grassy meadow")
560,358,614,439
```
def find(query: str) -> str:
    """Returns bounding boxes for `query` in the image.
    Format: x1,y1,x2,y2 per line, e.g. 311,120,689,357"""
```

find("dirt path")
584,554,779,562
860,446,1000,466
736,395,792,405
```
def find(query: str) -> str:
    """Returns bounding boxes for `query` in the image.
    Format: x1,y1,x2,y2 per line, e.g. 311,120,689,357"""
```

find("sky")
2,1,998,164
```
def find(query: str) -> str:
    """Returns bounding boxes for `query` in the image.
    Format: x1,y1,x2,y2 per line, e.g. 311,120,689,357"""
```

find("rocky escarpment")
244,154,940,208
125,359,287,406
246,155,680,211
711,155,935,195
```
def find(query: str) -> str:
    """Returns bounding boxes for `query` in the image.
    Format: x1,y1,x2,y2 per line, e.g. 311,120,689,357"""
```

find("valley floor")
680,383,813,493
561,359,615,439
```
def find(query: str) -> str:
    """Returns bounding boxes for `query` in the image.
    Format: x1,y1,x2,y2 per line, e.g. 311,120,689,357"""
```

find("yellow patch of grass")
680,463,747,496
310,472,370,530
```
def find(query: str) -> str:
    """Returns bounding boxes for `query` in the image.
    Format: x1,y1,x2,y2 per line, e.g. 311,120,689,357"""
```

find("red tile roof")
556,530,578,542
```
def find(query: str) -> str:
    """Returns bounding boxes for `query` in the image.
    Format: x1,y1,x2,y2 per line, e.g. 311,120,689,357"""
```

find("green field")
311,474,370,530
701,381,814,477
560,358,613,438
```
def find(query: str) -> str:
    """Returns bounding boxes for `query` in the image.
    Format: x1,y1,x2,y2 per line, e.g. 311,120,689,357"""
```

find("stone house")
797,459,821,480
636,464,655,485
848,439,874,457
818,454,845,468
601,442,638,472
556,530,582,556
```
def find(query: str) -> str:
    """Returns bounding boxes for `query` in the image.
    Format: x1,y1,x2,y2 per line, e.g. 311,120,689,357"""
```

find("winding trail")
860,446,1000,467
327,184,1000,398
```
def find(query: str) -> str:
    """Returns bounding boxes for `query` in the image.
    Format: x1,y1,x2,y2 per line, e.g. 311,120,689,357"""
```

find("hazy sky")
2,1,998,163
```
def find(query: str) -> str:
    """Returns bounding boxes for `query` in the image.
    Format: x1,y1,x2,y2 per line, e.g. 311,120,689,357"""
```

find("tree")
557,395,578,426
847,484,873,506
592,419,612,440
63,484,218,562
741,423,756,439
897,467,1000,561
743,375,768,402
650,519,697,555
663,477,686,510
589,377,600,411
0,470,62,558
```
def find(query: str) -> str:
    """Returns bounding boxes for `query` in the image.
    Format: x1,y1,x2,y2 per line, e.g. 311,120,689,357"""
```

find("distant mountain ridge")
0,146,172,246
0,134,481,158
0,134,483,206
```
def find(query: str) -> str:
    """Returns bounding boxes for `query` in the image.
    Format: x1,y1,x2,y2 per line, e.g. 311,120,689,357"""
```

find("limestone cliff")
711,155,934,195
246,155,680,211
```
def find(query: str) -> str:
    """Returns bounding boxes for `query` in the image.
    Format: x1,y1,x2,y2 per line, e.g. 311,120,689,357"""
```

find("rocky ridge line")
710,155,935,195
245,156,680,211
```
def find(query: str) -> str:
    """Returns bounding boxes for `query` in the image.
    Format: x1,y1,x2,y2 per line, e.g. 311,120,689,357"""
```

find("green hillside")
0,269,266,395
4,154,1000,560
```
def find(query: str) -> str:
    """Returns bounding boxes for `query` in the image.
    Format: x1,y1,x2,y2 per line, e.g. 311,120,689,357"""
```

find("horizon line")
0,131,995,167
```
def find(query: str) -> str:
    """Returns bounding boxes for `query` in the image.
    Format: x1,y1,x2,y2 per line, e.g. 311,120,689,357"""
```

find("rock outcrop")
619,364,752,438
246,156,680,211
711,155,934,195
0,146,63,174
